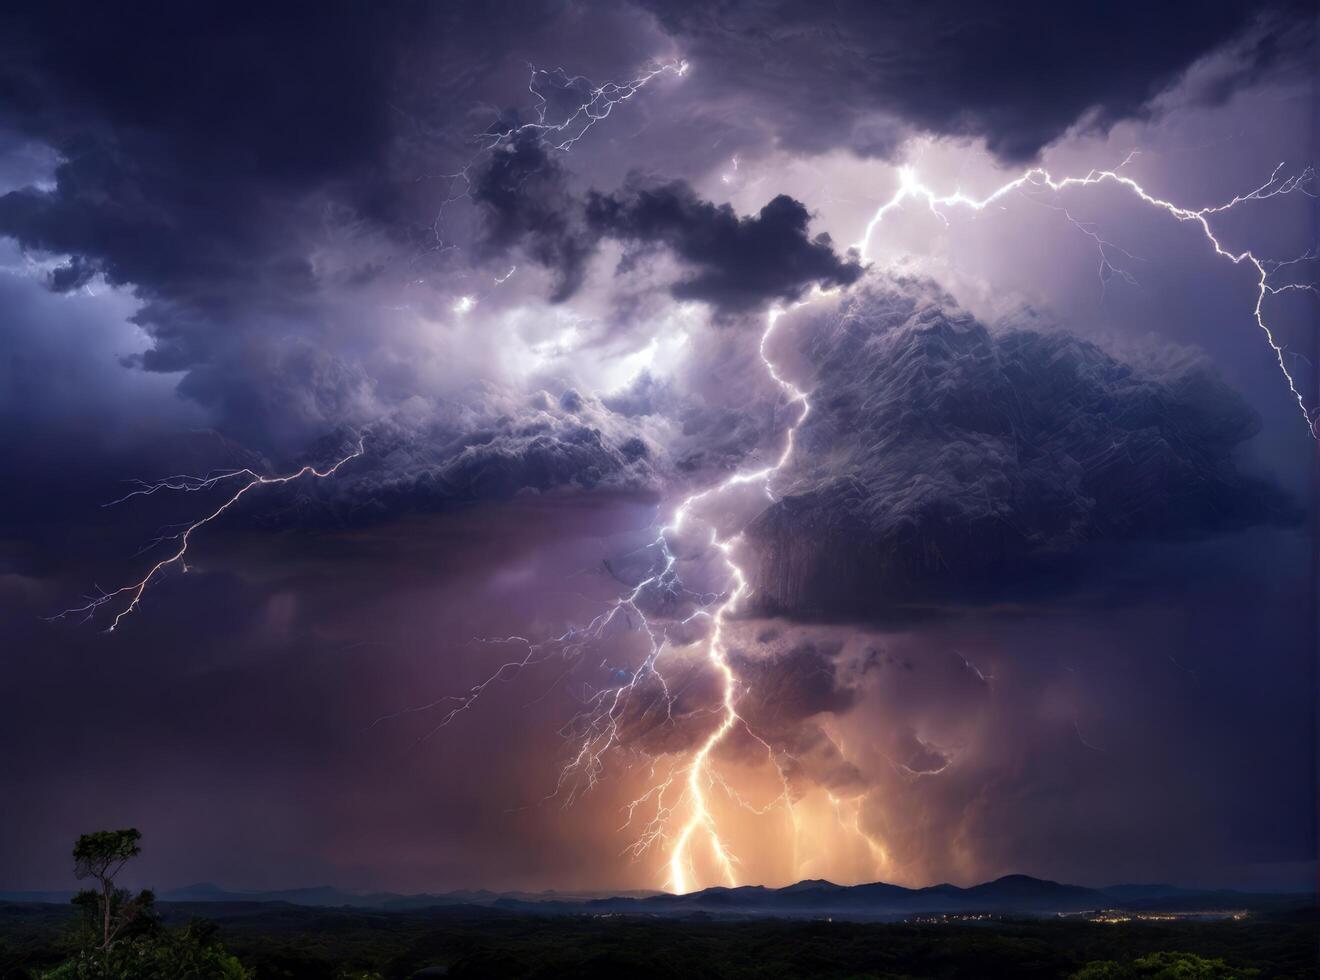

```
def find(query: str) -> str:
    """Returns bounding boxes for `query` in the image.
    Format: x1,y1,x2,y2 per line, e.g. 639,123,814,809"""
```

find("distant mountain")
516,874,1118,918
2,876,1303,921
493,875,1305,920
960,874,1102,910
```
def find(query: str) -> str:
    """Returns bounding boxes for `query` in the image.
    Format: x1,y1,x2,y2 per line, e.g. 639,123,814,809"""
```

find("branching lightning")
387,294,825,893
490,61,689,153
855,161,1319,434
428,59,687,253
51,60,686,640
52,438,365,632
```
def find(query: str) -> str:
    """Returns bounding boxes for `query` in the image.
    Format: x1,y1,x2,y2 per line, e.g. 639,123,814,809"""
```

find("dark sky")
0,1,1316,895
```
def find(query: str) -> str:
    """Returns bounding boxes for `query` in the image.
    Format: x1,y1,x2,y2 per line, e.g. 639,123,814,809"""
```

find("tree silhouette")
71,828,154,951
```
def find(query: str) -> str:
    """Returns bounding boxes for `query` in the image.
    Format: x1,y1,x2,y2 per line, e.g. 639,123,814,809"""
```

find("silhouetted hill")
2,875,1307,921
534,874,1113,918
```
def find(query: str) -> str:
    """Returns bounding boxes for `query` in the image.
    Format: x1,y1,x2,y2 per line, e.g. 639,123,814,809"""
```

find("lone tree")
72,828,154,950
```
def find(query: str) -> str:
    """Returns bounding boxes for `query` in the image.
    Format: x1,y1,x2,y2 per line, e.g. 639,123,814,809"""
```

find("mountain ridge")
2,873,1302,920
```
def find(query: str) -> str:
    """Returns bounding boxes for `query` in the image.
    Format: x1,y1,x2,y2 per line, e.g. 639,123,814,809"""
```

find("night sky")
0,1,1316,896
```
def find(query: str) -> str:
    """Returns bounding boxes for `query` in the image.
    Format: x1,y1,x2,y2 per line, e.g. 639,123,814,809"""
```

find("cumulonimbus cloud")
745,279,1298,616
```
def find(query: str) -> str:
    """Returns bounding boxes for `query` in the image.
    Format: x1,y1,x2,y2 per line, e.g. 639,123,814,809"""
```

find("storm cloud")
586,179,863,314
641,0,1311,162
0,0,1305,456
747,280,1298,616
0,2,668,449
472,132,863,314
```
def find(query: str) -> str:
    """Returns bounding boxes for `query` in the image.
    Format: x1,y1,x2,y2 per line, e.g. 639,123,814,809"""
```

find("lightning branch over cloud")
488,60,689,153
428,58,687,254
854,160,1319,434
51,437,365,633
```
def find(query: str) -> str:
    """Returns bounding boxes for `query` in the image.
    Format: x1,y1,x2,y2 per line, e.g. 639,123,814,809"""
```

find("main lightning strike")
855,161,1319,434
393,295,819,893
656,301,813,893
52,438,365,632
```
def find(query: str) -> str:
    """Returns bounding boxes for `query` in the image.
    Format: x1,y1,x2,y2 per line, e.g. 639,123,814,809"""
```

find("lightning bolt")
855,161,1319,434
656,301,813,893
489,60,689,153
828,791,889,875
387,293,821,892
51,438,365,632
428,58,687,253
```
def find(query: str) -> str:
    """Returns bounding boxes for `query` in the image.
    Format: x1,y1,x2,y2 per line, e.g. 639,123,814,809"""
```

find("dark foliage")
2,903,1315,980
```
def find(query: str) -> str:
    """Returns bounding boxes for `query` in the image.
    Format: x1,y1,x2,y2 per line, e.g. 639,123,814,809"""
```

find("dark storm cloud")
0,1,670,449
472,133,862,314
472,130,597,302
345,405,654,513
726,637,871,796
236,389,660,534
746,280,1298,617
833,582,1316,889
0,2,411,298
46,254,94,293
641,0,1310,162
0,0,1301,460
0,2,423,450
586,179,863,314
